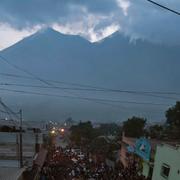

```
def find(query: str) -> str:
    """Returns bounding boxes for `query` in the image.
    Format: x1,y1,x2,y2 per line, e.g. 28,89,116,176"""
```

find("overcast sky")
0,0,180,50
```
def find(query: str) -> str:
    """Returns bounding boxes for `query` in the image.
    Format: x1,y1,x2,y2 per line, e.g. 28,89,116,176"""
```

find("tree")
97,123,120,136
89,137,120,161
90,137,109,155
123,116,146,137
148,124,164,139
70,121,94,146
165,101,180,138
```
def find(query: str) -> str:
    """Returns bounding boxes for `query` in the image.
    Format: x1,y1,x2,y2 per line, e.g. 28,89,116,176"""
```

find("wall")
152,144,180,180
142,161,150,178
0,132,43,159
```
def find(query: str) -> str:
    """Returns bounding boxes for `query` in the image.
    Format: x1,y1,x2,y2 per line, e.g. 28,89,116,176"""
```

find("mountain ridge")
2,27,178,53
0,27,179,122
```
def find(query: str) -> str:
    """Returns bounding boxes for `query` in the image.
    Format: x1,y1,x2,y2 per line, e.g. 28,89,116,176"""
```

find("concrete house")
152,144,180,180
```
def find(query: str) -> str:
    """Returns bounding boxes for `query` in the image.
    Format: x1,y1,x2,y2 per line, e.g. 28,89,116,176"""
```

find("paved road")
55,134,68,148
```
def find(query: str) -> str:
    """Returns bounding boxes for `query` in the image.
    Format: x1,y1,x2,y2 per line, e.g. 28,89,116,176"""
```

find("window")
161,163,170,179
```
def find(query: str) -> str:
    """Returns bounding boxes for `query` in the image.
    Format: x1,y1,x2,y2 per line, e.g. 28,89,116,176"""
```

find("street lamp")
51,130,56,134
60,128,65,133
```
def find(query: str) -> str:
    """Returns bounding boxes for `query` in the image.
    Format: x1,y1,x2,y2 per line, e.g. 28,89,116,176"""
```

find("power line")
0,72,180,96
0,99,19,126
0,72,109,89
0,82,178,100
0,109,10,114
0,73,130,109
0,55,164,118
0,87,171,106
0,55,177,108
0,55,117,108
0,55,95,106
0,55,52,86
146,0,180,16
0,98,24,168
0,73,35,80
0,98,19,120
0,66,128,109
0,99,30,128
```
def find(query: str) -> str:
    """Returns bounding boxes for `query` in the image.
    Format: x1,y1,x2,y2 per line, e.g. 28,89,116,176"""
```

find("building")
152,144,180,180
120,134,176,179
120,134,136,167
0,131,44,168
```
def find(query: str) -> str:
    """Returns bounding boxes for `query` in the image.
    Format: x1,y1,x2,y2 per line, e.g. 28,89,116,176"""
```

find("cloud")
116,0,131,16
0,0,180,49
0,0,118,29
122,0,180,45
0,23,40,50
52,11,120,42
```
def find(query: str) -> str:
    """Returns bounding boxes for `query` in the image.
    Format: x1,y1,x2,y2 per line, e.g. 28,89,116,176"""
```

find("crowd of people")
40,145,150,180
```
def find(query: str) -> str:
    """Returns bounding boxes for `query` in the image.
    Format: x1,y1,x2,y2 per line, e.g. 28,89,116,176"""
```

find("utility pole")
0,99,23,167
19,109,23,168
35,129,39,153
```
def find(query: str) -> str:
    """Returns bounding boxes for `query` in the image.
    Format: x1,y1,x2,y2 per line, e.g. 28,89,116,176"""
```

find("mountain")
0,28,179,122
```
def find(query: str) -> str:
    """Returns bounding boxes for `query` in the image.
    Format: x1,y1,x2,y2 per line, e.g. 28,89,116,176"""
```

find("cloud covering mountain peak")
0,0,180,50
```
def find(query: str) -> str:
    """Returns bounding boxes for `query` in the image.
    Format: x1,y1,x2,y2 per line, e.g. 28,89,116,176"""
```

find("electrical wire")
0,55,122,108
0,55,52,86
0,55,177,110
146,0,180,16
0,87,171,106
0,82,178,100
0,72,179,96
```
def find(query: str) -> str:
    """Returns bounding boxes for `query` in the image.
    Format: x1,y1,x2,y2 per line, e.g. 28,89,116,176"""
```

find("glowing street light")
60,128,65,133
51,130,56,134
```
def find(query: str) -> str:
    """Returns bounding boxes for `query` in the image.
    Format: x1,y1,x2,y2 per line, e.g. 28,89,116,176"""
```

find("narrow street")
55,134,68,149
39,133,149,180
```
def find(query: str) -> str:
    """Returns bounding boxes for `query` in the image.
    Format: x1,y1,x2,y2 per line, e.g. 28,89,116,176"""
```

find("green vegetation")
121,101,180,140
70,121,94,146
165,101,180,139
69,121,121,160
123,116,146,138
147,124,164,139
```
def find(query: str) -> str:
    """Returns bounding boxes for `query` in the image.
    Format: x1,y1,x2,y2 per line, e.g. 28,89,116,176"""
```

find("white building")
152,144,180,180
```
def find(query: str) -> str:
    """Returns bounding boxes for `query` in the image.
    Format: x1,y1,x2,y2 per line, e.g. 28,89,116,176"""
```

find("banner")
135,138,151,161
